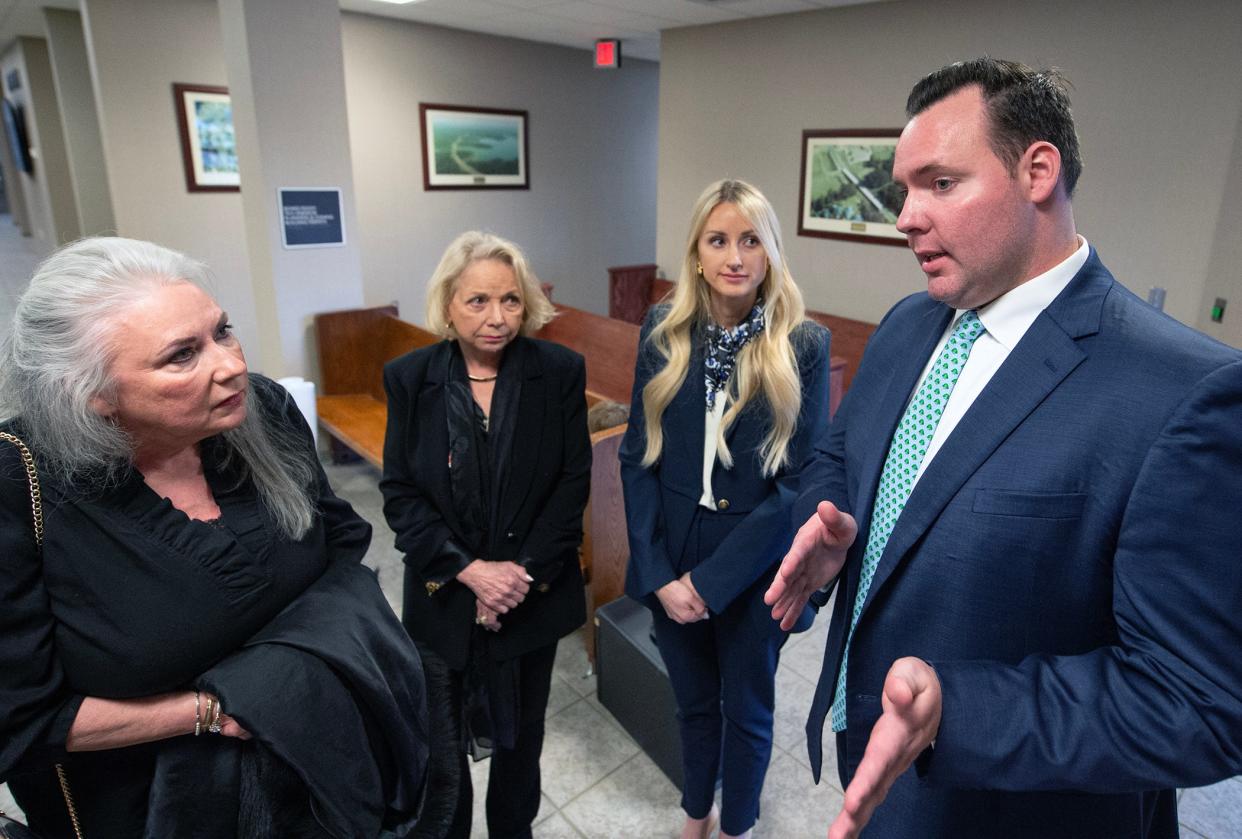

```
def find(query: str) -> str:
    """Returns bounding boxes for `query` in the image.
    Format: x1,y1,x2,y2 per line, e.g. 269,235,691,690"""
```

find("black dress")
0,376,424,838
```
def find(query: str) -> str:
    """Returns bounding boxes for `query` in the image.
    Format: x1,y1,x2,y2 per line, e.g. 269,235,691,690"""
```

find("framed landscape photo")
420,103,528,190
797,129,905,246
173,83,240,192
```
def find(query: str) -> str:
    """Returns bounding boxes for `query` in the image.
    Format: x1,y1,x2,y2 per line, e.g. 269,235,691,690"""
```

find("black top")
0,376,375,835
380,337,591,670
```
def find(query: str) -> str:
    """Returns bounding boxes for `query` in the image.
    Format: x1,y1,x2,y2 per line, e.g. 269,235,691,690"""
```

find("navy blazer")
622,307,831,615
797,249,1242,838
380,337,590,669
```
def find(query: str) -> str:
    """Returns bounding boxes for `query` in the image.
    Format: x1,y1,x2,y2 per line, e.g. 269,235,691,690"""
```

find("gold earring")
696,260,704,278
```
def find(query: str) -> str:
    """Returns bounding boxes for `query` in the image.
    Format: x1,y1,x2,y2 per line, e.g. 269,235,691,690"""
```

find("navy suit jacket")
797,250,1242,837
622,307,831,616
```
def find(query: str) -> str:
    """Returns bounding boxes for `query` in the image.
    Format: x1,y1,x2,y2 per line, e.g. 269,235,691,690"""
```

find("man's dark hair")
907,57,1083,197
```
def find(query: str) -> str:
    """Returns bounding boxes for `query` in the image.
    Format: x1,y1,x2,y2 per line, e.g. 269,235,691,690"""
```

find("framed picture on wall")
2,98,33,175
797,129,905,246
419,103,528,190
173,83,240,192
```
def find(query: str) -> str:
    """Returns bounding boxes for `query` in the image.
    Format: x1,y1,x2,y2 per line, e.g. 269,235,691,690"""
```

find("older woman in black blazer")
380,231,590,839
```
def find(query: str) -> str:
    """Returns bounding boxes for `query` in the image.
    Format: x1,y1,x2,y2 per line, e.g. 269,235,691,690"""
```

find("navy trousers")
649,507,797,836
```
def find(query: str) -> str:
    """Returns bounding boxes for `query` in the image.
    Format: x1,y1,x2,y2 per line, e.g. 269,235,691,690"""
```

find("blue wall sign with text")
279,188,345,249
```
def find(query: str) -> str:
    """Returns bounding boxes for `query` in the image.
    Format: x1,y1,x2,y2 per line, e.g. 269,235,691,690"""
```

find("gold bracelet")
194,690,203,737
208,698,223,735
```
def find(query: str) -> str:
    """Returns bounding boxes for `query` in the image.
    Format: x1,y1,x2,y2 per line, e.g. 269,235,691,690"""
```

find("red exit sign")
594,39,620,69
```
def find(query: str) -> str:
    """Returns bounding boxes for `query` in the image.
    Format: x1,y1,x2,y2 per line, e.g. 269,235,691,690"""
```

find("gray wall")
219,0,366,379
44,7,114,238
75,1,658,363
341,12,659,321
658,0,1242,341
1201,103,1242,349
81,0,258,353
1,37,79,250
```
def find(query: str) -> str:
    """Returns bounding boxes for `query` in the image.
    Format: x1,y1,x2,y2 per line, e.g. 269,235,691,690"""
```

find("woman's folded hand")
655,579,709,624
457,559,532,614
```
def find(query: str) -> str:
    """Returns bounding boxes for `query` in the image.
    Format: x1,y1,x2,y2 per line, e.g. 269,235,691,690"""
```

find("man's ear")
1023,140,1063,204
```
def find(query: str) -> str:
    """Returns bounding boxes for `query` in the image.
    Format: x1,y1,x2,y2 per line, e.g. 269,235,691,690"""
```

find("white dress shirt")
908,237,1090,492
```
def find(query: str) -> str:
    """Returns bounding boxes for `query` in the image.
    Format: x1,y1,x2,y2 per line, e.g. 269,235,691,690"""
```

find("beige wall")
44,8,114,238
341,13,659,321
1199,102,1242,347
1,37,79,251
219,0,365,379
658,0,1242,340
80,0,258,353
73,1,658,367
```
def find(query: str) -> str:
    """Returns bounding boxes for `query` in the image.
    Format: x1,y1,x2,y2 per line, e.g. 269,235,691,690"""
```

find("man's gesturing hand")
828,657,942,839
765,501,857,630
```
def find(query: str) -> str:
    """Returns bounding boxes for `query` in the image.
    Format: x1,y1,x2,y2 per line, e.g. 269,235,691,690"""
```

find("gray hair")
0,237,317,540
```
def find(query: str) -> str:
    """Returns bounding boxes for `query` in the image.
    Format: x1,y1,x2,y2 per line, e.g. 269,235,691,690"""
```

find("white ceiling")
1,0,889,62
336,0,886,61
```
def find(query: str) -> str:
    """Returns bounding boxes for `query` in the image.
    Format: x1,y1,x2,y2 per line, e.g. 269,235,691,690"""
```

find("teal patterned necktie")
830,310,986,732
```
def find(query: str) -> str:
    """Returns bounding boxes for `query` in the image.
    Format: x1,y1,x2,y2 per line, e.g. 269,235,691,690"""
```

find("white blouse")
698,397,728,509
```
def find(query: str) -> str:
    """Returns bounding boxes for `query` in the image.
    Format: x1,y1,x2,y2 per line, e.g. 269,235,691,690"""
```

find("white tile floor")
0,219,1239,836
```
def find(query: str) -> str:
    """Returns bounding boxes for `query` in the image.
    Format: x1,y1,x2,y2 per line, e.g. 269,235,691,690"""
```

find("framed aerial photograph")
173,83,240,192
419,103,528,190
797,129,905,246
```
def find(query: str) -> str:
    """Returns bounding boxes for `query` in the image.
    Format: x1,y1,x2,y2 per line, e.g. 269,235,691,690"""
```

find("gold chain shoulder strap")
0,431,42,547
0,432,83,839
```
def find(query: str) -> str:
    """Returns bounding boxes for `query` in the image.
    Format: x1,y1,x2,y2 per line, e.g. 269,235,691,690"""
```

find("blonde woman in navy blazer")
620,179,831,839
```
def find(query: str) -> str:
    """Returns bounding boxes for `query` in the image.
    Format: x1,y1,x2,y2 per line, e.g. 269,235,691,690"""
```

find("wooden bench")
581,423,629,664
314,305,439,468
538,304,639,405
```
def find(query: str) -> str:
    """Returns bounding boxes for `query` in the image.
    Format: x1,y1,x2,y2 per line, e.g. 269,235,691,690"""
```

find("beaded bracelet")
194,690,203,737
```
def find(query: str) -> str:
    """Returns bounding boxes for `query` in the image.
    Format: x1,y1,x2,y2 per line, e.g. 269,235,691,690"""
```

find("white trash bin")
276,376,318,448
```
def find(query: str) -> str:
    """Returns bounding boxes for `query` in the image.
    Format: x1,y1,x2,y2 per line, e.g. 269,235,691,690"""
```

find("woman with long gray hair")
0,237,427,838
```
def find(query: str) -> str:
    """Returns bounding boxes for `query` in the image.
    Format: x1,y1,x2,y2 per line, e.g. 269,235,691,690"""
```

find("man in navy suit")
766,57,1242,838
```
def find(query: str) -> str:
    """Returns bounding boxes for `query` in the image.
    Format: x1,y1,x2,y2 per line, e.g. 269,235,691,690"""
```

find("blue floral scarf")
703,299,765,409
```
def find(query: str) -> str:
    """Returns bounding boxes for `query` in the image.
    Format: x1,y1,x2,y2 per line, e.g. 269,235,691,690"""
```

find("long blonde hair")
641,179,806,476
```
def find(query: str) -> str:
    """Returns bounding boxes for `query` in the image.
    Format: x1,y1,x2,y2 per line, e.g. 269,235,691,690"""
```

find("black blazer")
380,337,590,669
